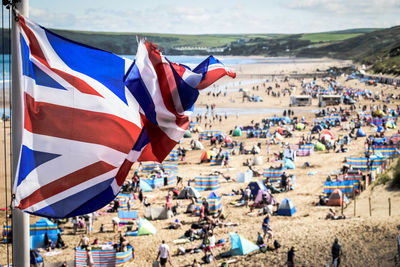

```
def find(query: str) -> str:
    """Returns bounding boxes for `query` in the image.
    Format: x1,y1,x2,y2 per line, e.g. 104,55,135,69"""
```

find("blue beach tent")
229,232,259,255
139,179,153,192
277,198,296,216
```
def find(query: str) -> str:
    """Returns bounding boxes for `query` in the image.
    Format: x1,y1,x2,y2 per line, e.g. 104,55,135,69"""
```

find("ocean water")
0,54,11,83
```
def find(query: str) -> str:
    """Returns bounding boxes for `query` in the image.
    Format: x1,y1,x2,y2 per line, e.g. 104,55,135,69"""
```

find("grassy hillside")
297,26,400,75
300,33,362,43
1,26,398,75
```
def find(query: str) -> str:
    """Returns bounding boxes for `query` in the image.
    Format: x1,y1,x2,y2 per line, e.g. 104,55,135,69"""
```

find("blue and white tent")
277,198,296,216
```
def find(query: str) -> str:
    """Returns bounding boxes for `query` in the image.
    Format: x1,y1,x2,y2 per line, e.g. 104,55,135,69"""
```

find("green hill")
1,26,398,75
297,26,400,75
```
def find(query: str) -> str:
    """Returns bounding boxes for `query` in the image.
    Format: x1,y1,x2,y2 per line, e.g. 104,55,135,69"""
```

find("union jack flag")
13,13,235,218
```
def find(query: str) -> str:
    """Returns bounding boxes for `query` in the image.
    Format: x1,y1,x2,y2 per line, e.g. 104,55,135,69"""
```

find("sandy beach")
1,57,400,267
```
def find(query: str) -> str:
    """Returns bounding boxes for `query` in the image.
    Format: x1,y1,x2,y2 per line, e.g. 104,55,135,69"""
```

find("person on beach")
157,240,172,267
287,246,295,267
262,214,271,239
112,217,120,233
78,234,90,250
331,237,343,266
86,247,94,267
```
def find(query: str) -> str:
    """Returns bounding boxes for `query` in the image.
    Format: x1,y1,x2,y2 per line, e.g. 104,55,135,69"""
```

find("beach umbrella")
321,129,335,139
376,125,384,132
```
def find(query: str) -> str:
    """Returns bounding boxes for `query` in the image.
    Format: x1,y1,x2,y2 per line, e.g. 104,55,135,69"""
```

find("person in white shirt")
157,240,171,267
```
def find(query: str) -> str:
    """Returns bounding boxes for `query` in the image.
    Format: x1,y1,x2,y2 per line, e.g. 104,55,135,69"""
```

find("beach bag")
153,260,160,267
274,240,281,250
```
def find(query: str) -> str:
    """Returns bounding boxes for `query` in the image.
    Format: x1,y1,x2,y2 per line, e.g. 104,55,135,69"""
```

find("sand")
1,58,400,266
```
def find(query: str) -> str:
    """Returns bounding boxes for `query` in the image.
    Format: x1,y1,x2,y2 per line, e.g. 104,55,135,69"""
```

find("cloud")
29,2,400,34
286,0,400,15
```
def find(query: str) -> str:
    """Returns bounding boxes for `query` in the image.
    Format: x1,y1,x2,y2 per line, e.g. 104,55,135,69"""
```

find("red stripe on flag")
145,42,189,129
140,114,176,162
24,93,139,153
197,68,236,89
18,161,116,210
18,16,103,97
115,159,133,186
137,143,159,162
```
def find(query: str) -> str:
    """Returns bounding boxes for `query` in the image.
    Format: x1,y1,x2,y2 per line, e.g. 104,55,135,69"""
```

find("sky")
27,0,400,34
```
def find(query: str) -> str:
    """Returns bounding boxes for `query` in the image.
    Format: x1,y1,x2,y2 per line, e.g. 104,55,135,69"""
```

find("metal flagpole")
11,0,29,266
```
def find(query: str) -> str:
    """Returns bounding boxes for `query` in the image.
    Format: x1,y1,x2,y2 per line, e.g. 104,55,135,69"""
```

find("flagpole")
11,0,30,266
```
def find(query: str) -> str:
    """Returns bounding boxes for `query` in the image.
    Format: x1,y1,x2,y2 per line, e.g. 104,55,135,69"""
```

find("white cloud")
29,2,400,34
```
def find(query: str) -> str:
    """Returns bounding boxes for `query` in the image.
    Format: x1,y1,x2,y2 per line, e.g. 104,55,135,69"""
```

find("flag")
13,13,235,218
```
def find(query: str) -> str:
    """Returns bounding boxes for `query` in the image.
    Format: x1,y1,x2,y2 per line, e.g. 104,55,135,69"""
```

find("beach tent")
192,140,204,150
296,123,305,130
326,189,347,206
277,198,296,216
139,179,153,192
248,181,267,197
254,190,276,205
283,117,291,123
200,150,217,162
138,217,157,235
237,170,253,183
315,142,326,151
321,129,335,139
145,206,173,220
284,158,295,169
356,128,366,137
177,186,201,199
232,127,242,137
229,232,259,256
184,130,192,138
